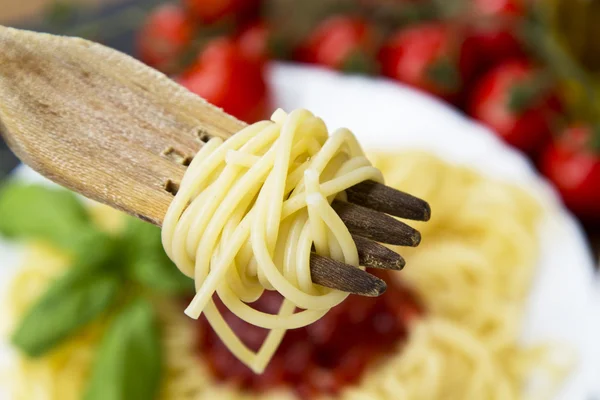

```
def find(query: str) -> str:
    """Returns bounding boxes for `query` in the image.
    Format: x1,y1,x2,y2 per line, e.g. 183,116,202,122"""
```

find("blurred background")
0,0,599,264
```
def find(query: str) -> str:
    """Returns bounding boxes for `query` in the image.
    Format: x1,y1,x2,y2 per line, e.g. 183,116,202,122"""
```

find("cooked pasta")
161,108,382,372
345,151,571,400
1,243,105,400
2,151,571,400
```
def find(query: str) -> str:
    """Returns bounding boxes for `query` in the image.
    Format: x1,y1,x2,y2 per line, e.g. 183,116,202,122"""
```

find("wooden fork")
0,26,430,297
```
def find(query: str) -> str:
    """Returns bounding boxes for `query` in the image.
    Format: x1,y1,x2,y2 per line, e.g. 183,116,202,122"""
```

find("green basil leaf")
12,237,121,357
124,219,193,295
84,298,162,400
0,183,92,251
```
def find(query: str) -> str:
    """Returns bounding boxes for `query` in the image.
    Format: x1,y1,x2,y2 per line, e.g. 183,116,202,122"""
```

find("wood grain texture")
353,235,405,270
346,180,431,221
332,200,421,246
0,25,244,226
310,254,386,297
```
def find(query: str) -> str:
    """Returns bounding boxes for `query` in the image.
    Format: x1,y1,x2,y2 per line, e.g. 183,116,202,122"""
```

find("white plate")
1,63,599,399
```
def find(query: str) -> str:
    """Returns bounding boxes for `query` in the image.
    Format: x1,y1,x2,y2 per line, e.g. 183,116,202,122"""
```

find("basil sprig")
83,299,162,400
12,235,121,357
0,183,92,252
124,219,194,295
0,183,194,400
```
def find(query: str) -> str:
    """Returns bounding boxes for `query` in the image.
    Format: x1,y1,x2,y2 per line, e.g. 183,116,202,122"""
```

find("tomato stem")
342,50,377,75
520,10,599,120
508,72,552,114
591,126,600,154
427,59,460,92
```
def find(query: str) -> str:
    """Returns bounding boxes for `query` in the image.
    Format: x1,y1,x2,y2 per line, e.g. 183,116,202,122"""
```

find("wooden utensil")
0,26,430,297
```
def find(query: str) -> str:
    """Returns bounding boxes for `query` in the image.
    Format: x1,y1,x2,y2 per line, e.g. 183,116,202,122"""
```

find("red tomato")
184,0,260,23
295,16,375,72
178,38,269,123
464,29,523,71
463,0,525,74
136,4,193,72
467,60,560,155
237,22,269,63
378,23,475,102
541,125,600,221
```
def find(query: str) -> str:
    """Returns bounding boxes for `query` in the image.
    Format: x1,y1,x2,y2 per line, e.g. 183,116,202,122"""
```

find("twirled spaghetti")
161,109,382,372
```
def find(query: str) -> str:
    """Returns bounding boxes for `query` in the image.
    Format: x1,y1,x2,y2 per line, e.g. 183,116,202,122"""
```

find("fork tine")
346,180,431,221
332,200,421,246
310,254,386,297
160,183,420,247
158,185,401,295
353,235,405,270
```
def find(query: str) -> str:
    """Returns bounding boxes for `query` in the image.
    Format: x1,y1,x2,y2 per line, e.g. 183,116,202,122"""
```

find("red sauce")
196,272,423,399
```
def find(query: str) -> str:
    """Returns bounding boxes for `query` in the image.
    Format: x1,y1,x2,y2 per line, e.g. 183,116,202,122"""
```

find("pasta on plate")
2,148,571,399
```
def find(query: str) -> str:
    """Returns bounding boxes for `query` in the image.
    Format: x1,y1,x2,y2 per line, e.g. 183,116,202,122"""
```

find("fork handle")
0,25,244,226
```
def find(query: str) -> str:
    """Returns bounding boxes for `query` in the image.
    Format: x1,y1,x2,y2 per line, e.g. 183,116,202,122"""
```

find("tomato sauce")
196,272,423,399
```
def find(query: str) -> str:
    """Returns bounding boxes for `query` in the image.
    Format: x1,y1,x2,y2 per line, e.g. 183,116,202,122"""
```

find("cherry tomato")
378,22,475,103
295,16,375,73
463,0,525,74
541,124,600,221
236,22,269,63
137,4,193,72
178,38,269,123
467,60,560,155
184,0,260,23
463,28,523,74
